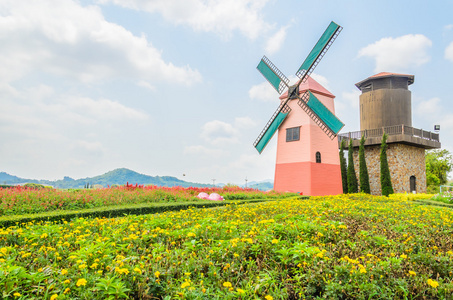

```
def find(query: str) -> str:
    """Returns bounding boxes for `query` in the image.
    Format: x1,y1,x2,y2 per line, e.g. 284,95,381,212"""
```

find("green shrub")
347,139,358,193
380,133,394,196
359,135,370,194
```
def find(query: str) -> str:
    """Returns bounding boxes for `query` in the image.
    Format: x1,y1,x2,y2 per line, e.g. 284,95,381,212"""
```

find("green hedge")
0,198,281,228
414,199,453,209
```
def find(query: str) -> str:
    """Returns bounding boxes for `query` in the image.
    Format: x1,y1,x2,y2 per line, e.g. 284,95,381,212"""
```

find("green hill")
0,168,213,189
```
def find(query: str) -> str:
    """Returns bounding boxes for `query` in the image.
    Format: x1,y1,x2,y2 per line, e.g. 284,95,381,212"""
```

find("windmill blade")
257,56,290,94
297,91,345,139
254,103,291,153
296,22,342,82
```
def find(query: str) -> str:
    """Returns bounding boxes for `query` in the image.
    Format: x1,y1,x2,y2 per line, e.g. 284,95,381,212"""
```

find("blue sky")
1,0,453,185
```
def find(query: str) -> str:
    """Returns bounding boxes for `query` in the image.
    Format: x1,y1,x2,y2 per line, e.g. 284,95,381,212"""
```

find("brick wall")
352,143,426,195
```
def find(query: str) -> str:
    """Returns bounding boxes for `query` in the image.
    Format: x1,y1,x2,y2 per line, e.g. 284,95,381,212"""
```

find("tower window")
316,151,321,163
286,127,300,142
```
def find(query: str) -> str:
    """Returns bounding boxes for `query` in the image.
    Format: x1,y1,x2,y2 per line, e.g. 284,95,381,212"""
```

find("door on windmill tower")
410,176,416,193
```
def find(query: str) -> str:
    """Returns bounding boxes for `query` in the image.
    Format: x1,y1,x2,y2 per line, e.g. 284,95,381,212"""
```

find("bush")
359,135,370,193
380,133,394,196
347,139,358,193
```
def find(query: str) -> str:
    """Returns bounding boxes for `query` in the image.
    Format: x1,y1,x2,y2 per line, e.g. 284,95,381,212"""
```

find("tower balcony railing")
338,124,440,144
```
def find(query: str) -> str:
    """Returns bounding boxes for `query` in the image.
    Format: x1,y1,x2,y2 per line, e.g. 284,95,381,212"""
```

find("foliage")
0,185,292,217
339,139,348,193
0,198,274,228
347,139,358,193
359,135,371,194
380,133,394,196
23,183,50,189
429,189,453,205
426,149,453,193
1,194,452,299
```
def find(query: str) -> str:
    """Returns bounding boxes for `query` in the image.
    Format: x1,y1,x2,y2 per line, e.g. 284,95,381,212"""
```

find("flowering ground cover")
0,185,288,216
1,194,452,299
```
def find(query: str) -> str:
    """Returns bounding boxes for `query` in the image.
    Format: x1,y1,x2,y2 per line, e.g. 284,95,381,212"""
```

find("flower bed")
0,185,290,216
0,194,452,299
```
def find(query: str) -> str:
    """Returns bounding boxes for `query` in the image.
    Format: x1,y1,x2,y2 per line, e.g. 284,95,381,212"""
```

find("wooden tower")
340,72,441,194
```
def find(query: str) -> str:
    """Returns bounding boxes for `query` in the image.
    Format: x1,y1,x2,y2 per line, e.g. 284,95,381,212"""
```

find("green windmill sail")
254,21,345,154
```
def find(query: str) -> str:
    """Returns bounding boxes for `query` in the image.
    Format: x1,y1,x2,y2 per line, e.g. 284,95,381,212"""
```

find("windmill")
254,21,344,195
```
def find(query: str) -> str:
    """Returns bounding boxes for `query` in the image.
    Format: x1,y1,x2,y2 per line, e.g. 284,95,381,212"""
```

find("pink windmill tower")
253,22,344,196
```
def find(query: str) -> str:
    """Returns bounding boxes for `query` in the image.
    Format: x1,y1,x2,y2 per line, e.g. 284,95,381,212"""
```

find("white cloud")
201,120,239,145
416,97,442,117
341,89,361,109
358,34,432,72
98,0,272,40
265,25,289,55
137,80,156,91
249,81,280,102
445,24,453,31
0,0,201,85
445,42,453,63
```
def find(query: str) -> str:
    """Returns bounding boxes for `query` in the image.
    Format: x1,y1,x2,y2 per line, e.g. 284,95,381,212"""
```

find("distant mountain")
0,169,275,190
0,168,214,189
248,181,273,191
0,172,33,185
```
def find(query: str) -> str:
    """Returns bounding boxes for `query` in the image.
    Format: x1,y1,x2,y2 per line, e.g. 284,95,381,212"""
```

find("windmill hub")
287,84,299,100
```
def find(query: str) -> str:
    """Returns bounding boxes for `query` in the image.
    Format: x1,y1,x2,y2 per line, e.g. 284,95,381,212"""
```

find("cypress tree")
380,133,394,196
339,139,348,193
347,138,358,193
359,135,371,193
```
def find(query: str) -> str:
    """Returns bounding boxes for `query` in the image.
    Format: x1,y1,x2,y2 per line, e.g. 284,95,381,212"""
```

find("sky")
1,0,453,185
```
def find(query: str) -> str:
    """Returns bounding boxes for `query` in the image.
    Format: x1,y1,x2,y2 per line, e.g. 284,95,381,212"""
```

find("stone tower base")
352,144,426,195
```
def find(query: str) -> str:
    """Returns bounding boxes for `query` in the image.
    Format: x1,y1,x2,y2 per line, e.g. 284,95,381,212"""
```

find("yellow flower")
90,263,98,269
0,248,7,255
400,254,407,259
154,271,160,278
223,282,232,288
64,288,70,294
116,268,130,275
359,267,366,274
61,269,68,275
13,292,21,297
427,279,439,288
408,271,416,276
40,233,48,239
187,232,196,237
265,295,273,300
50,294,58,300
271,239,279,244
237,288,245,294
63,279,71,284
181,282,190,289
76,278,87,287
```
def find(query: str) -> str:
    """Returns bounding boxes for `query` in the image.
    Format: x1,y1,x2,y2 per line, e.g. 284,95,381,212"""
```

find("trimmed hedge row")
0,198,307,228
414,199,453,209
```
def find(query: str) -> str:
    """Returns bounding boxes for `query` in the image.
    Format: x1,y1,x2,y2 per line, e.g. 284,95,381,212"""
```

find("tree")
426,149,453,193
359,135,371,193
339,139,348,193
380,133,394,196
347,138,358,193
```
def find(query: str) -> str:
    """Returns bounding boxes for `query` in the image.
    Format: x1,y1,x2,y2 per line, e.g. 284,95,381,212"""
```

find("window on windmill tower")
286,127,300,142
316,151,321,163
